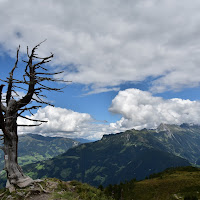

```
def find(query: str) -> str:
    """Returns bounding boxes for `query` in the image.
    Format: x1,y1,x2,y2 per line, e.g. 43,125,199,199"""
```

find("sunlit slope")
131,166,200,200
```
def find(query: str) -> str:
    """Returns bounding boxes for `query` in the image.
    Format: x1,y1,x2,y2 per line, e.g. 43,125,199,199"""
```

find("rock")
16,191,25,197
8,185,15,193
7,195,14,199
17,176,34,188
6,180,15,193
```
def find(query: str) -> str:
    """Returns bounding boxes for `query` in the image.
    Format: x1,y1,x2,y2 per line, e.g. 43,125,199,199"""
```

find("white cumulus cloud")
109,89,200,130
17,106,112,140
12,89,200,140
0,1,200,93
18,106,92,137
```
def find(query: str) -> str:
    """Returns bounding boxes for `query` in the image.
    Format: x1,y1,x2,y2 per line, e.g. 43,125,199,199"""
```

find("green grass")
67,180,112,200
49,179,113,200
0,178,113,200
52,191,80,200
133,167,200,200
103,166,200,200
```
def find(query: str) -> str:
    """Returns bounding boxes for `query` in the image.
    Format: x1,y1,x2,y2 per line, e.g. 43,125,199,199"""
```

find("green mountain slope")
153,123,200,164
23,128,190,187
103,166,200,200
0,134,80,169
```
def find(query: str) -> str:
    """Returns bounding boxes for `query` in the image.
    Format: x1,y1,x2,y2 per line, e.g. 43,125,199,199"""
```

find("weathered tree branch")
6,46,20,106
18,105,41,115
35,71,64,76
13,85,28,91
0,85,5,131
18,115,47,123
17,42,59,109
37,82,63,92
0,79,9,83
17,123,42,127
32,96,54,106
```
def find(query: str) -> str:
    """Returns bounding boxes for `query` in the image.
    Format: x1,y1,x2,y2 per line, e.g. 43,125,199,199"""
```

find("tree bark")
0,42,64,191
4,100,33,190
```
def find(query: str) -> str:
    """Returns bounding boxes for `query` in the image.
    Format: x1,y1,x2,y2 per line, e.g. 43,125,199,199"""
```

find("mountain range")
0,133,80,170
22,123,200,187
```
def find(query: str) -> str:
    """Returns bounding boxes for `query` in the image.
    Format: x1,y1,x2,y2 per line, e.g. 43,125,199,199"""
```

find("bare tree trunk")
0,42,65,191
4,100,33,190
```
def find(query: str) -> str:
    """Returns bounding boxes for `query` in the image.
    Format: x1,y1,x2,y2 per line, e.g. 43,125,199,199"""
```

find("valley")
0,133,80,170
22,123,200,187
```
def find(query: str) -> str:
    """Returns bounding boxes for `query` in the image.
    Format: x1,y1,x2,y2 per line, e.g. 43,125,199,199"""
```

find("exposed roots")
6,177,42,193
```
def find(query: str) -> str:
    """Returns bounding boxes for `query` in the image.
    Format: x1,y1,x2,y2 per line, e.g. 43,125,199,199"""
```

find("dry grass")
132,170,200,200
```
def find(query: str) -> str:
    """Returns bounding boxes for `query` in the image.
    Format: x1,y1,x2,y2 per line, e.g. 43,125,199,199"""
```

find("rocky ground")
0,178,111,200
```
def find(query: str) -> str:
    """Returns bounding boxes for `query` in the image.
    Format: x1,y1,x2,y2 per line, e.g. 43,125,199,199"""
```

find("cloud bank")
17,89,200,140
109,89,200,130
1,1,200,93
18,106,92,137
17,106,110,140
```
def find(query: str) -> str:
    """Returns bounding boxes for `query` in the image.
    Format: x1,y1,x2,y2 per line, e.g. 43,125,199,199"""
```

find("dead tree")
0,41,67,191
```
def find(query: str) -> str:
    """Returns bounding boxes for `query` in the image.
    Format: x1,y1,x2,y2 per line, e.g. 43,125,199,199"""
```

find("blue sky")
1,0,200,140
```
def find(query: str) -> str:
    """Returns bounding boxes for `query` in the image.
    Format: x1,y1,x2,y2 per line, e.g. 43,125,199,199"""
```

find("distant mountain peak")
156,123,200,132
157,123,171,132
180,123,200,129
156,123,182,139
